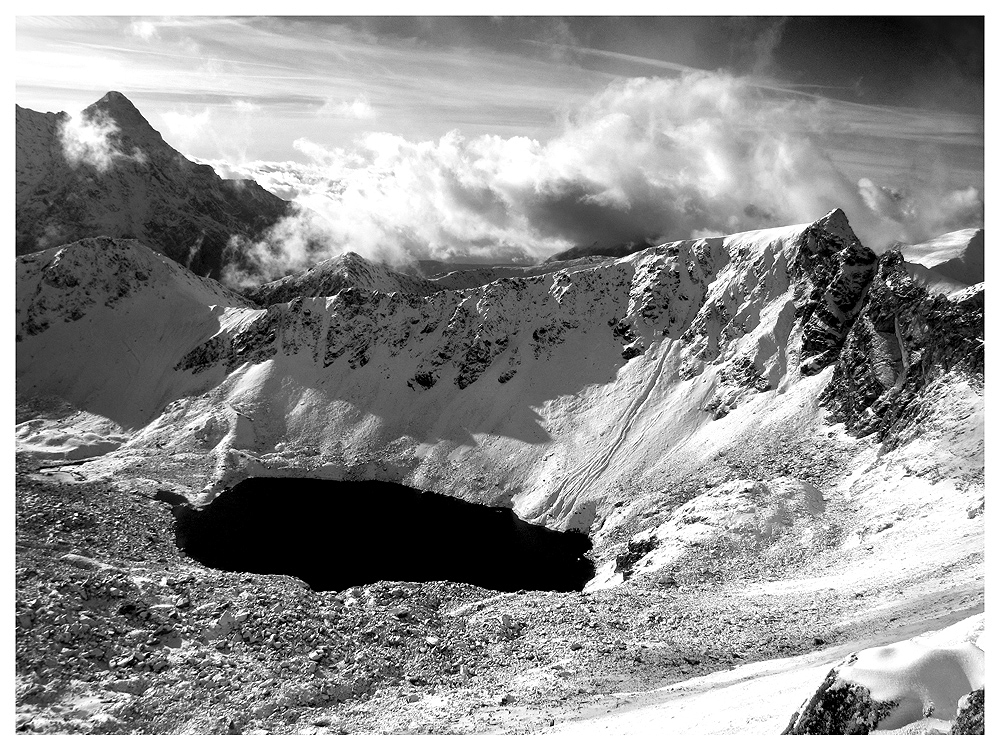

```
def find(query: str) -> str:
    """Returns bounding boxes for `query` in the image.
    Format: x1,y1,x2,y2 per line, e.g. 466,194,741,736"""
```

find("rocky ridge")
179,210,873,403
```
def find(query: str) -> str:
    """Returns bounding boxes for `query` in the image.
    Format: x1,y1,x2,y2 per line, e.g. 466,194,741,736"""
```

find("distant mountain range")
544,239,652,263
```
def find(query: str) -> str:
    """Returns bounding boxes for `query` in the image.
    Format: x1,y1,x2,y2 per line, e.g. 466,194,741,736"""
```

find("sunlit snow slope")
15,211,983,589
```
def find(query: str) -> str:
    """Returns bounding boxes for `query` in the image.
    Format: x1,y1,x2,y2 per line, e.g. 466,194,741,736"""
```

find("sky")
15,10,987,279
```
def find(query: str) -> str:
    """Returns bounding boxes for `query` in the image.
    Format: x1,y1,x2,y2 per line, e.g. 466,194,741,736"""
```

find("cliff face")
821,250,984,445
16,92,289,279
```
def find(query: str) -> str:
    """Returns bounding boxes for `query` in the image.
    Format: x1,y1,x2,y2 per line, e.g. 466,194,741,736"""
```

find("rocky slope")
18,210,878,515
14,458,984,734
15,210,983,533
14,210,984,734
16,236,250,430
822,250,983,443
16,92,290,279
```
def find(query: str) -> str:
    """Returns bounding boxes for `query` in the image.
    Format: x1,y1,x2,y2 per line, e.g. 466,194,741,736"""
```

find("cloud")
128,20,159,41
222,205,337,289
58,110,143,172
221,70,983,284
725,17,788,76
859,178,983,244
207,157,337,201
233,99,261,114
162,108,212,143
318,96,376,120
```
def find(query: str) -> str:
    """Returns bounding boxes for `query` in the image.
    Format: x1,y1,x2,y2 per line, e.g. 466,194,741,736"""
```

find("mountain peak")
95,90,134,106
85,91,142,119
813,208,859,245
82,91,164,150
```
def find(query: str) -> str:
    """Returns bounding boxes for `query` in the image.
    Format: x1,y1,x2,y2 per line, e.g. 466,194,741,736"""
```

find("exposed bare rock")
784,616,984,735
950,688,984,734
789,209,878,374
821,248,984,443
783,663,898,734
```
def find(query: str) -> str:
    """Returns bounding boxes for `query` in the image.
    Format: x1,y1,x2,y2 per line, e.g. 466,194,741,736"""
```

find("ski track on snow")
545,336,672,522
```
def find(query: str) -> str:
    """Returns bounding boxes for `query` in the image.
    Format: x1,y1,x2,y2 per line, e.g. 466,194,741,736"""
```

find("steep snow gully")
165,478,593,592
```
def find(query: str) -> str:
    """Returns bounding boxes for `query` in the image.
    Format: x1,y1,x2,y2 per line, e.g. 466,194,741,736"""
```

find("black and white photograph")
13,10,986,735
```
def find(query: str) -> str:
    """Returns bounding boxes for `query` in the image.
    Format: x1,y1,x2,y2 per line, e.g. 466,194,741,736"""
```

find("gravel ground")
15,453,982,735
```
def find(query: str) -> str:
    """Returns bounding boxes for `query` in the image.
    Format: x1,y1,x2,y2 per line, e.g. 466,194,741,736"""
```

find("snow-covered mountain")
15,92,290,279
16,236,251,429
15,209,984,733
16,208,982,538
545,239,652,263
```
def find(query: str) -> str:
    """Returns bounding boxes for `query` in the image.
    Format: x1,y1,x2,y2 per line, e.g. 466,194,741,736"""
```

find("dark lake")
168,477,593,592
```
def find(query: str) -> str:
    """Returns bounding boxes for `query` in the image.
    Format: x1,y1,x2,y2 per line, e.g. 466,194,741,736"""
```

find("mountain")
14,210,984,733
16,236,251,429
15,92,290,279
15,208,981,517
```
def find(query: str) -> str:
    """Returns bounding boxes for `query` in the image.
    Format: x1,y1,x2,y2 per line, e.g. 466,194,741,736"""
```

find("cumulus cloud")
128,20,159,40
233,99,261,114
222,70,983,285
208,157,340,202
318,96,376,120
59,110,143,172
223,206,336,288
162,108,212,145
859,178,983,245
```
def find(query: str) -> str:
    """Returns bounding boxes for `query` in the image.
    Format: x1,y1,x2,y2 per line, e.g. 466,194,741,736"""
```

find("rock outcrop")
784,615,985,735
820,249,984,444
950,688,985,734
783,662,898,734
